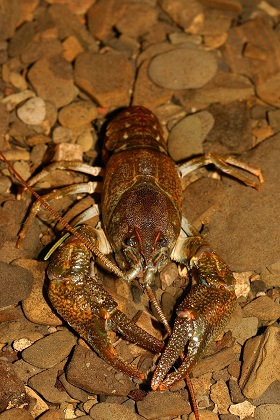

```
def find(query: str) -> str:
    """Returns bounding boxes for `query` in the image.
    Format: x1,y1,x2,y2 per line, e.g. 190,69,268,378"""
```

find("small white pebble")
17,97,46,125
13,338,33,351
229,400,255,419
51,143,83,161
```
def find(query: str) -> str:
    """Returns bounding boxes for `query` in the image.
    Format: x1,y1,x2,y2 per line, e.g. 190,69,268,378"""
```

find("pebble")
9,71,28,90
28,361,72,404
17,97,46,125
189,411,219,420
8,21,36,58
267,109,280,132
59,372,89,403
159,262,178,290
210,379,232,414
0,200,42,266
0,408,33,420
256,72,280,107
168,111,214,161
231,316,258,345
240,326,280,399
136,390,191,419
251,381,280,406
0,360,29,412
203,101,252,154
22,329,77,369
66,344,135,396
20,259,62,326
0,41,7,64
192,347,237,377
0,175,12,194
0,102,9,139
160,0,204,29
90,402,142,420
0,0,20,41
62,35,84,62
50,142,83,162
25,385,49,418
176,71,254,109
161,290,177,320
148,46,217,90
12,337,33,352
48,0,95,16
116,2,158,38
13,359,43,383
0,261,33,308
254,404,280,420
242,295,280,322
28,56,77,108
228,378,245,404
222,18,280,85
58,101,98,129
133,59,172,109
52,126,72,143
1,90,35,111
36,409,64,420
229,400,255,419
261,260,280,287
76,130,95,152
233,272,251,299
87,0,122,41
75,50,133,107
13,161,31,181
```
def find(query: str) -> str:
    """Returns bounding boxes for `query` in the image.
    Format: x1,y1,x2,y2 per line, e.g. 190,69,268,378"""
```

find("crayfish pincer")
1,106,263,418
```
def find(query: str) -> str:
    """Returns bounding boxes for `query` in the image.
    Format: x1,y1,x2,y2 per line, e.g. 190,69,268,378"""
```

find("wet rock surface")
0,1,279,419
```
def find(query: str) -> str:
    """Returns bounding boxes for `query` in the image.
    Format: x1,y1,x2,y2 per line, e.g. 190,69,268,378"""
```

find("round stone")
148,47,217,90
17,97,46,125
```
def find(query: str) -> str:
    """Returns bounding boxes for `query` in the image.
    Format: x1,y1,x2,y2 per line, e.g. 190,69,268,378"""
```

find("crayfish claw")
85,314,146,379
152,236,237,390
47,235,163,380
152,282,236,389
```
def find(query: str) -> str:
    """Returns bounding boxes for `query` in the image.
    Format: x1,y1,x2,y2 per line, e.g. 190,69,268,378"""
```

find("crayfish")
1,106,263,418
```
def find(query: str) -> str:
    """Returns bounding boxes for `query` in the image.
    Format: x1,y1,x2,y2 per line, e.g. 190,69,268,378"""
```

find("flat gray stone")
148,46,217,90
22,329,76,368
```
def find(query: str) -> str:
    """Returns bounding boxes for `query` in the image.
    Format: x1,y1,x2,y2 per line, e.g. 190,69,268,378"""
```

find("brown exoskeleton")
1,106,263,418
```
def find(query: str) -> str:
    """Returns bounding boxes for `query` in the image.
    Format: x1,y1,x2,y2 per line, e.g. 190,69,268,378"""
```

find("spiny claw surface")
47,226,163,379
152,237,237,390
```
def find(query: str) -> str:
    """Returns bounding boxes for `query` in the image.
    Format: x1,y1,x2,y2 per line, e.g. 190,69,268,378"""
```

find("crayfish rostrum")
0,106,263,416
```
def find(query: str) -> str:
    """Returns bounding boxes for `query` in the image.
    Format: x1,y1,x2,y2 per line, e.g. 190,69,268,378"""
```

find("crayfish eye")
154,233,168,248
125,235,137,247
159,237,167,247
